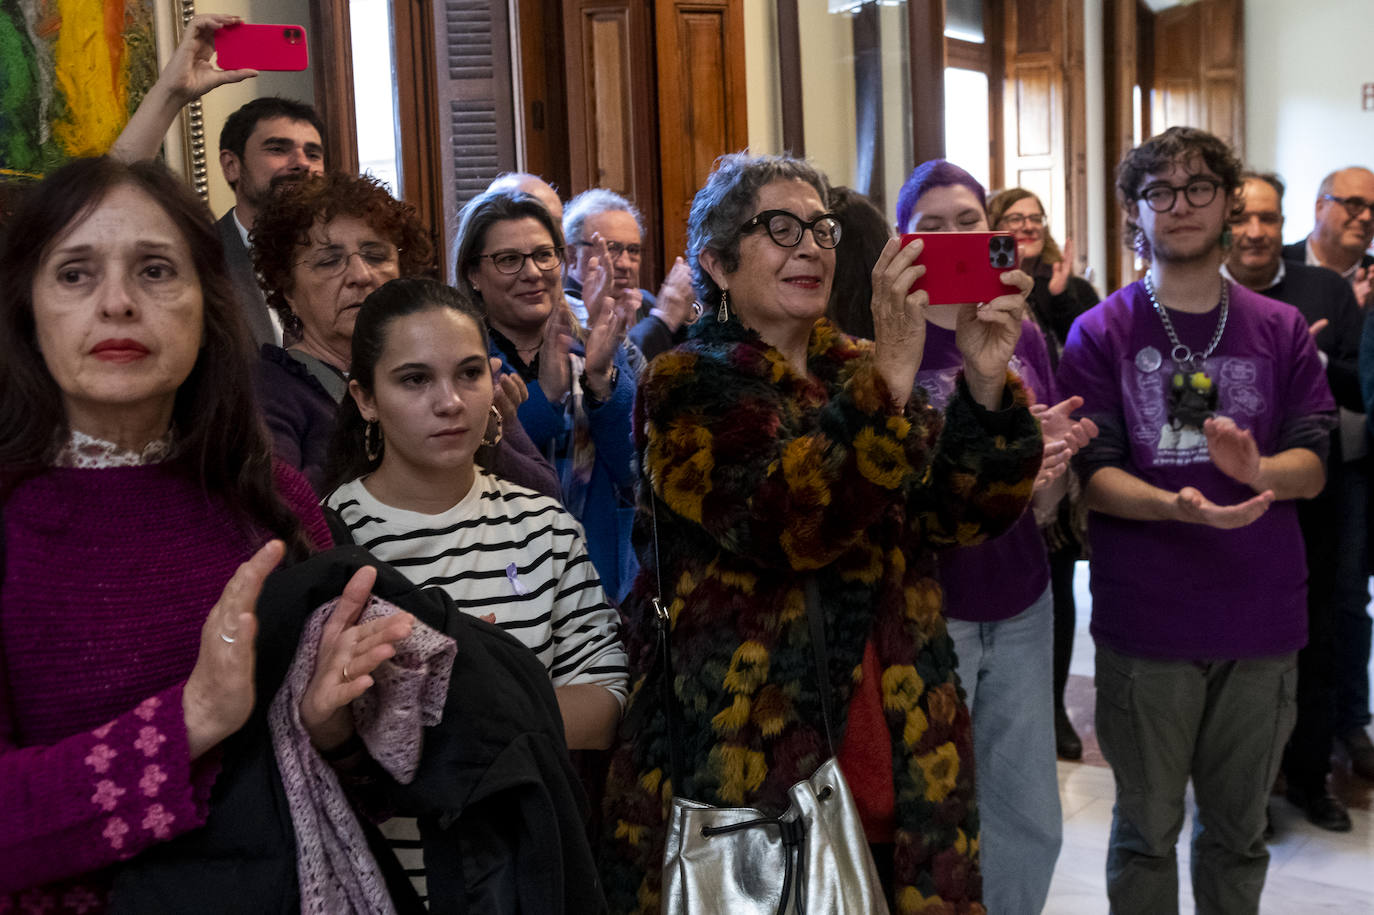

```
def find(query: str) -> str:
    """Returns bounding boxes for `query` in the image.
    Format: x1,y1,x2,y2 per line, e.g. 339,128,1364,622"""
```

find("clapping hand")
182,539,284,759
654,257,698,330
1031,395,1099,490
299,564,415,754
490,356,529,427
538,309,575,405
583,296,630,400
1048,239,1075,297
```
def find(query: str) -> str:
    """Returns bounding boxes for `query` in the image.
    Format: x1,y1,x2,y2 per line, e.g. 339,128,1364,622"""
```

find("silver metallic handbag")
648,524,890,915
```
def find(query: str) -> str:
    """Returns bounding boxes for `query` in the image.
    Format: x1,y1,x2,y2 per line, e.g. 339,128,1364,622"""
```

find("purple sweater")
0,462,330,909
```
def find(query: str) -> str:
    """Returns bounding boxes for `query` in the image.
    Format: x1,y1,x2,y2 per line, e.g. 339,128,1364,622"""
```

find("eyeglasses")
998,212,1047,230
1138,177,1222,212
577,240,642,261
479,246,564,275
1322,194,1374,220
299,243,399,277
740,210,842,249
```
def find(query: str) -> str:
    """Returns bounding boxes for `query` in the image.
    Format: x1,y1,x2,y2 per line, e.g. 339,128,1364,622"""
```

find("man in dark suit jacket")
1232,173,1371,829
216,97,327,346
1284,167,1374,785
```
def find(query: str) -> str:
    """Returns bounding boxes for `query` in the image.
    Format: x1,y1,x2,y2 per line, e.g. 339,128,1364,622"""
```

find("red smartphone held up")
214,23,309,71
901,232,1020,306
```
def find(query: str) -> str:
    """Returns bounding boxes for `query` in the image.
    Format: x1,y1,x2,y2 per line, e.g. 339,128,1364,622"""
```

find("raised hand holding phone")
900,231,1021,305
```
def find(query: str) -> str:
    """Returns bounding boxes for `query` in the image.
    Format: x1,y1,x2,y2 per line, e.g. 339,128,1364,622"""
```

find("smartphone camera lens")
284,28,301,44
988,235,1016,269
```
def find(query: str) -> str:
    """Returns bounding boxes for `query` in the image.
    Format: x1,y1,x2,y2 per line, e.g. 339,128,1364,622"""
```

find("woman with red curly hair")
252,173,557,498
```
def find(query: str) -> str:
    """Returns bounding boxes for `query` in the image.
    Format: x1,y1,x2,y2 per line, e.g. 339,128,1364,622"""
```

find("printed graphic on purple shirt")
1125,356,1272,466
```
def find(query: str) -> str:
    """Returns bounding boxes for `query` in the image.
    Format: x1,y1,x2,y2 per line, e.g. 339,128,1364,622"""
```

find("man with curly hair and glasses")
1057,127,1336,915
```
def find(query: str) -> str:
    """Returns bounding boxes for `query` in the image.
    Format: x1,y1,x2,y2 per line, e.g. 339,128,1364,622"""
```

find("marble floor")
1043,564,1374,914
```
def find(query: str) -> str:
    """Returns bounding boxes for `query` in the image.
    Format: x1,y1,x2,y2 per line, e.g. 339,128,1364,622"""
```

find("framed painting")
0,0,205,192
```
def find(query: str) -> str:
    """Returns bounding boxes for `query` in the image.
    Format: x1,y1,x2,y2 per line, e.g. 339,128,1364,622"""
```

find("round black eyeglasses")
1138,178,1221,213
740,210,843,249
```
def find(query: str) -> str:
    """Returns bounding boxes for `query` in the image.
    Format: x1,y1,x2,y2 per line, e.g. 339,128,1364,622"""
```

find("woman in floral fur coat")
599,153,1045,914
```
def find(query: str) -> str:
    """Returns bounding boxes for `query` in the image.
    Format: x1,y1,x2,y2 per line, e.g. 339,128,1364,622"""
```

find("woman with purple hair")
886,159,1097,914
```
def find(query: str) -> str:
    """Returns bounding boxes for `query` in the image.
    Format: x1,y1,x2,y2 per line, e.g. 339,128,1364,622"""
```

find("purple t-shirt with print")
1056,280,1335,660
919,318,1052,622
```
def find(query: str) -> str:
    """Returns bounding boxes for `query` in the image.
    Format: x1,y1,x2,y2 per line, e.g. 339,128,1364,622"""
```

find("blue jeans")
1095,644,1297,915
948,585,1061,915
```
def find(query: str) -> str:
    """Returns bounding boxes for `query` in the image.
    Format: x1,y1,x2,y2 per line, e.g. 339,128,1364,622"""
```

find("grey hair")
563,188,644,247
686,152,831,305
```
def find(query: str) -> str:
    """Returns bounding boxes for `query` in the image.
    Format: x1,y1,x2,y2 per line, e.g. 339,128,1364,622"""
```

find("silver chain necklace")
1143,272,1228,372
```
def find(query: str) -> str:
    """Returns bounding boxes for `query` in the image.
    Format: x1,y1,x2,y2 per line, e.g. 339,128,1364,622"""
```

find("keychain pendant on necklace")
1144,273,1228,430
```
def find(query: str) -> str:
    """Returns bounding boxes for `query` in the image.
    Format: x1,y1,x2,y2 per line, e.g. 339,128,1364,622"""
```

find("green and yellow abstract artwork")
1,0,158,179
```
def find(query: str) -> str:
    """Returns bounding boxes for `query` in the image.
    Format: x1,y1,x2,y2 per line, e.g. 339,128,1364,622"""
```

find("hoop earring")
717,288,730,323
365,420,383,462
482,404,504,447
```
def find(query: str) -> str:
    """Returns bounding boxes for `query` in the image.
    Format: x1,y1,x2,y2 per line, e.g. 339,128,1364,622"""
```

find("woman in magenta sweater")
0,157,410,910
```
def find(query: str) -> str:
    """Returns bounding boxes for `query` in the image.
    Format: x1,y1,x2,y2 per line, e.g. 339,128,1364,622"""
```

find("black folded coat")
109,546,608,915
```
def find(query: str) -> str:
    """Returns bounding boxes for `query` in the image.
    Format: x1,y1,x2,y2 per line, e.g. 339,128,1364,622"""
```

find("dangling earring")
717,288,730,323
365,420,383,462
482,404,504,447
1220,224,1234,251
1132,227,1149,260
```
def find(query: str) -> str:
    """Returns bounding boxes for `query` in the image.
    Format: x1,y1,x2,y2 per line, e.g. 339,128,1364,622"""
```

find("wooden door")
999,0,1087,275
1150,0,1244,155
653,0,748,268
562,0,661,283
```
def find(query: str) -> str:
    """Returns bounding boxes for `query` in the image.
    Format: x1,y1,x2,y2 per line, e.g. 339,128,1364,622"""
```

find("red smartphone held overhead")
214,23,309,71
901,232,1020,306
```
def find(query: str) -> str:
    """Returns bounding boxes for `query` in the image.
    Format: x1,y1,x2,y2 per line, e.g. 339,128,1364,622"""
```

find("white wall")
744,0,783,154
1244,0,1374,243
154,0,315,216
1082,0,1107,296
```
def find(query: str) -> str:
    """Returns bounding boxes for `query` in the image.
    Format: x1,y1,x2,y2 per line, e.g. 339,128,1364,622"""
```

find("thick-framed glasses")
1322,194,1374,220
998,212,1047,230
299,243,399,277
1138,178,1221,212
577,240,642,261
740,210,842,249
479,246,564,275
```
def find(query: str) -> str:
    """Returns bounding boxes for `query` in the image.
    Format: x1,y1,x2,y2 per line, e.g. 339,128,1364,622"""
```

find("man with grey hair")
563,188,696,360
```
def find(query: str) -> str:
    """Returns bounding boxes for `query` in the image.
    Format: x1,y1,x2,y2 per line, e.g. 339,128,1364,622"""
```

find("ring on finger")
219,632,237,644
342,663,352,683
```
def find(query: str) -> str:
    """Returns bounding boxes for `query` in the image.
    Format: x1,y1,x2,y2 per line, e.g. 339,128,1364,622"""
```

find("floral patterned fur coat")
599,317,1042,914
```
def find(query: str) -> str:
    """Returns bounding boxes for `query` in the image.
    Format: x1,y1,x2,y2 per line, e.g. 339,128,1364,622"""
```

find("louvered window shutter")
438,0,517,225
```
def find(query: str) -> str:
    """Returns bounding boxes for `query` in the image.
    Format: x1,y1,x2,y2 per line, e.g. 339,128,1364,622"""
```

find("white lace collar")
53,428,176,468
